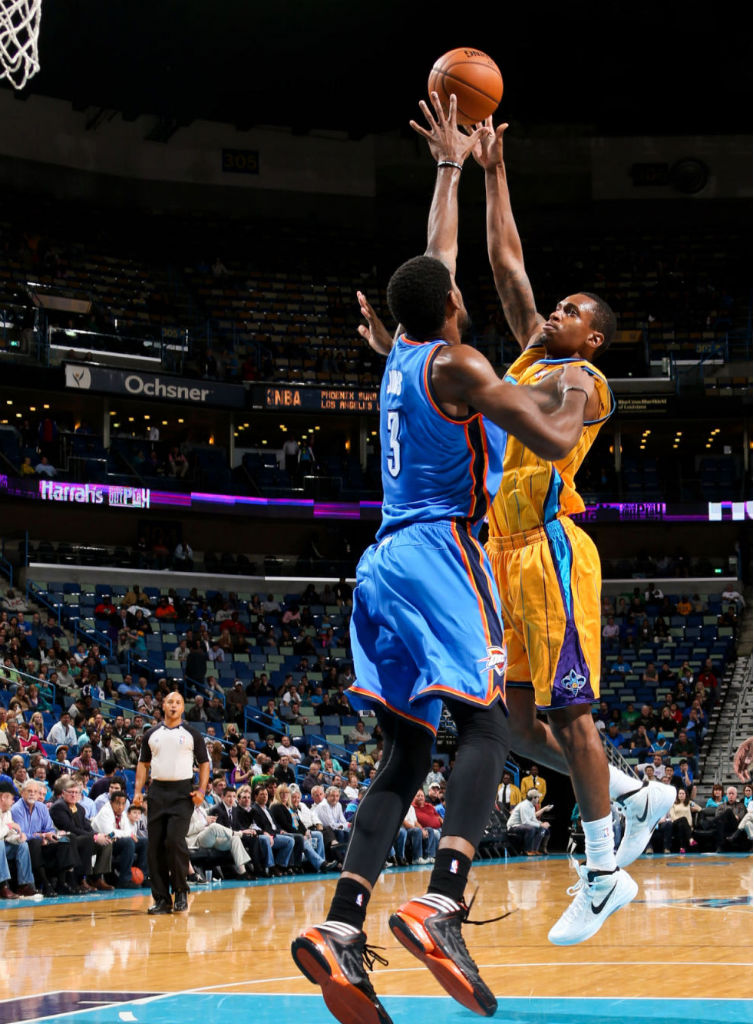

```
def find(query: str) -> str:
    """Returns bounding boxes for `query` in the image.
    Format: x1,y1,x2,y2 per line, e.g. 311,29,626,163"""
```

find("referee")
132,692,210,914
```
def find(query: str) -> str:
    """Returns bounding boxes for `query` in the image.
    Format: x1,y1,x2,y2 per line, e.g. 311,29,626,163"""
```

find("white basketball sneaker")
548,865,638,946
615,779,676,868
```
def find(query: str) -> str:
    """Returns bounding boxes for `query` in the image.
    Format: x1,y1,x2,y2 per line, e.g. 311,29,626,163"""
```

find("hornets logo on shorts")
561,668,587,696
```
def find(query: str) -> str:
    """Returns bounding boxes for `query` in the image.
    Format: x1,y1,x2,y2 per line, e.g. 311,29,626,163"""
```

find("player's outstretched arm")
411,92,485,277
434,345,593,460
469,119,543,350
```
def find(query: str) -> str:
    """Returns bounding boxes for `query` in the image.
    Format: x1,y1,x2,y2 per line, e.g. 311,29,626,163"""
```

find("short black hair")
387,255,451,341
581,292,617,353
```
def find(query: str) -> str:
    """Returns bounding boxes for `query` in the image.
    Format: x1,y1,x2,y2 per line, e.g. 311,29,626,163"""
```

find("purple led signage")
0,477,749,523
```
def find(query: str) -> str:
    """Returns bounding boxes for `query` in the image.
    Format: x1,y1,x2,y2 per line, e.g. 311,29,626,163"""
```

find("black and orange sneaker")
291,922,393,1024
389,893,498,1017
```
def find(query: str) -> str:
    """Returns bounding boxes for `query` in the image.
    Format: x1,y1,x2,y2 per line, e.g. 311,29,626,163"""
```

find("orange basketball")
428,48,503,126
131,866,144,885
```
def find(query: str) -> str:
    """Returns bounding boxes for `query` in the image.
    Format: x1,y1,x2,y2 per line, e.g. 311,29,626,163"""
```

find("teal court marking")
19,993,754,1024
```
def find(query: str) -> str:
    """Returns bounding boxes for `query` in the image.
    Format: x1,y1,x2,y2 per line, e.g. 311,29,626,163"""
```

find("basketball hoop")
0,0,42,90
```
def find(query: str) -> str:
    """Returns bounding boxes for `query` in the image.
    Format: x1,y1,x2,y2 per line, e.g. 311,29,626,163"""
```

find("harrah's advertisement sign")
64,363,246,408
39,480,150,508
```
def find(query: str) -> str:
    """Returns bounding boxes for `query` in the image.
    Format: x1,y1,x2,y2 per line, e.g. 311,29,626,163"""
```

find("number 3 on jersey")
386,410,401,477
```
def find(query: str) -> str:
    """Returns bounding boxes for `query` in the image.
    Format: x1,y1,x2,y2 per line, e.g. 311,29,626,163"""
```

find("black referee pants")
147,779,194,900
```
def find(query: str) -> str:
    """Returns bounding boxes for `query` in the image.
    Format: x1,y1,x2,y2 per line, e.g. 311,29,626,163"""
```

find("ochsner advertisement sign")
64,363,246,407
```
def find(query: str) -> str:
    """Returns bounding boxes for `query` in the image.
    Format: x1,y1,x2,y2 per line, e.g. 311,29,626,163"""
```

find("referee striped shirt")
139,723,209,782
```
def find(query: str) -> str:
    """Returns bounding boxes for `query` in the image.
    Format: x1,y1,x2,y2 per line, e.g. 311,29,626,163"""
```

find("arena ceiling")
3,0,751,137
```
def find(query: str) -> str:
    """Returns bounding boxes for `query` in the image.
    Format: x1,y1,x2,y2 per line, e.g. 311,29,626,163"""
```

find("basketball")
428,48,503,126
131,867,144,885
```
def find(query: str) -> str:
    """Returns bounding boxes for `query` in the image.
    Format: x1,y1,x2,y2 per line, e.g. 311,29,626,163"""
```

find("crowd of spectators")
0,574,748,897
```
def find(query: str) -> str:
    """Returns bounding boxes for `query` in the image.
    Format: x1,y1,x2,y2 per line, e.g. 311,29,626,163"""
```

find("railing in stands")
0,660,56,708
25,580,63,627
75,620,113,660
0,541,13,587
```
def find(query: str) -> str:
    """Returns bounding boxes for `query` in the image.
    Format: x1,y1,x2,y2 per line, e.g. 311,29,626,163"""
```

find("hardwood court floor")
1,853,751,1023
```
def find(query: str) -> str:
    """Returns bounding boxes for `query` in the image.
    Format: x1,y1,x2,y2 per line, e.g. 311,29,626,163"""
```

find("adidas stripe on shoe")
291,921,393,1024
389,893,498,1017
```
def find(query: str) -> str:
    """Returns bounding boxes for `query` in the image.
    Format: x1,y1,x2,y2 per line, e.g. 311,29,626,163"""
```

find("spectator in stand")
205,696,225,725
507,789,550,855
49,777,113,892
412,788,443,858
0,780,38,898
520,765,547,801
697,659,719,703
173,542,194,572
653,616,669,641
314,785,350,843
46,712,77,750
714,786,747,851
154,596,177,622
675,595,692,616
604,722,627,753
645,583,664,604
186,800,254,879
248,782,295,875
637,618,653,646
422,759,446,791
185,641,208,686
168,447,189,479
34,456,57,478
185,695,208,723
277,734,302,765
641,662,659,686
497,771,522,813
671,730,697,762
91,789,148,888
654,787,701,854
71,743,98,774
705,784,725,809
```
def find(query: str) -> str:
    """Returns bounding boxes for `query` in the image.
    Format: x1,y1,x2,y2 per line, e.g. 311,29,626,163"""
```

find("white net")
0,0,42,90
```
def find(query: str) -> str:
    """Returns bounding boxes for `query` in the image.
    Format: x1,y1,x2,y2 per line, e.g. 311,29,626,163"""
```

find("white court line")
17,961,754,1023
17,983,753,1022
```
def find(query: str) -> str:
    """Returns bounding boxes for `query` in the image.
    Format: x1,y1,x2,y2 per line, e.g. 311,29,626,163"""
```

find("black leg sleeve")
441,698,510,850
341,708,434,886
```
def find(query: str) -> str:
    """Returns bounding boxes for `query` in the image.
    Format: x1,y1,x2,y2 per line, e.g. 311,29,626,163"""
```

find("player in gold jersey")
471,120,674,945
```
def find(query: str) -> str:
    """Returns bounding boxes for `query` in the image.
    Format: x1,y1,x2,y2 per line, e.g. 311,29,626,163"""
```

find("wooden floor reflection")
2,854,751,1007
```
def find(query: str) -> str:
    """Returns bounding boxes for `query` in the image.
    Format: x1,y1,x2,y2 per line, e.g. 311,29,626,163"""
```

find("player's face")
540,294,602,358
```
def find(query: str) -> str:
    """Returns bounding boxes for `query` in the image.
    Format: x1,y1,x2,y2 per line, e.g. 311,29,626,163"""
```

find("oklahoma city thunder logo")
478,645,507,677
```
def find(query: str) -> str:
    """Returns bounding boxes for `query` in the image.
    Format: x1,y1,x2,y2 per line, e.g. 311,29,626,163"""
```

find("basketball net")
0,0,42,90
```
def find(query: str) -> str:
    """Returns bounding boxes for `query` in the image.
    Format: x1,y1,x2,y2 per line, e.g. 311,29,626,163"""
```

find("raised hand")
467,117,508,172
357,290,393,355
410,92,486,166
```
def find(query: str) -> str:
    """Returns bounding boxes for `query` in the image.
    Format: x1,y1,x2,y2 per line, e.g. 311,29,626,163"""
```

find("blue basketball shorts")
348,520,508,735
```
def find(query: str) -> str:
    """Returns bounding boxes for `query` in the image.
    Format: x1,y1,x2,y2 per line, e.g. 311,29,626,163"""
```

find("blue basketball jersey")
377,336,505,539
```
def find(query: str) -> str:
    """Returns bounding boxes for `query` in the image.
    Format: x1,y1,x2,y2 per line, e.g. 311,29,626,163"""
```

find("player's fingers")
446,92,457,126
419,98,438,128
409,119,433,140
429,91,447,125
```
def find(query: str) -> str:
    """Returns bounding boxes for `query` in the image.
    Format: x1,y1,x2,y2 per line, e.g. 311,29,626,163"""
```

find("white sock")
582,812,617,872
608,764,642,801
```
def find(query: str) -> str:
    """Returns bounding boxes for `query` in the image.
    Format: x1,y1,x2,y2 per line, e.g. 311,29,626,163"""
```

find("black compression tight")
341,698,509,885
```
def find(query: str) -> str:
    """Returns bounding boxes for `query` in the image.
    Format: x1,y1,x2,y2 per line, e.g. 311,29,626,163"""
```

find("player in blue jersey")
291,95,596,1024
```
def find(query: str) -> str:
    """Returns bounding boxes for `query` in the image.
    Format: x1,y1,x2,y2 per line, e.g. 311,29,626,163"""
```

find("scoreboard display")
256,385,379,414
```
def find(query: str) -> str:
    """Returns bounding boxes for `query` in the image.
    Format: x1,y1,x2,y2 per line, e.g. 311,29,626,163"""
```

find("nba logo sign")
450,858,459,875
